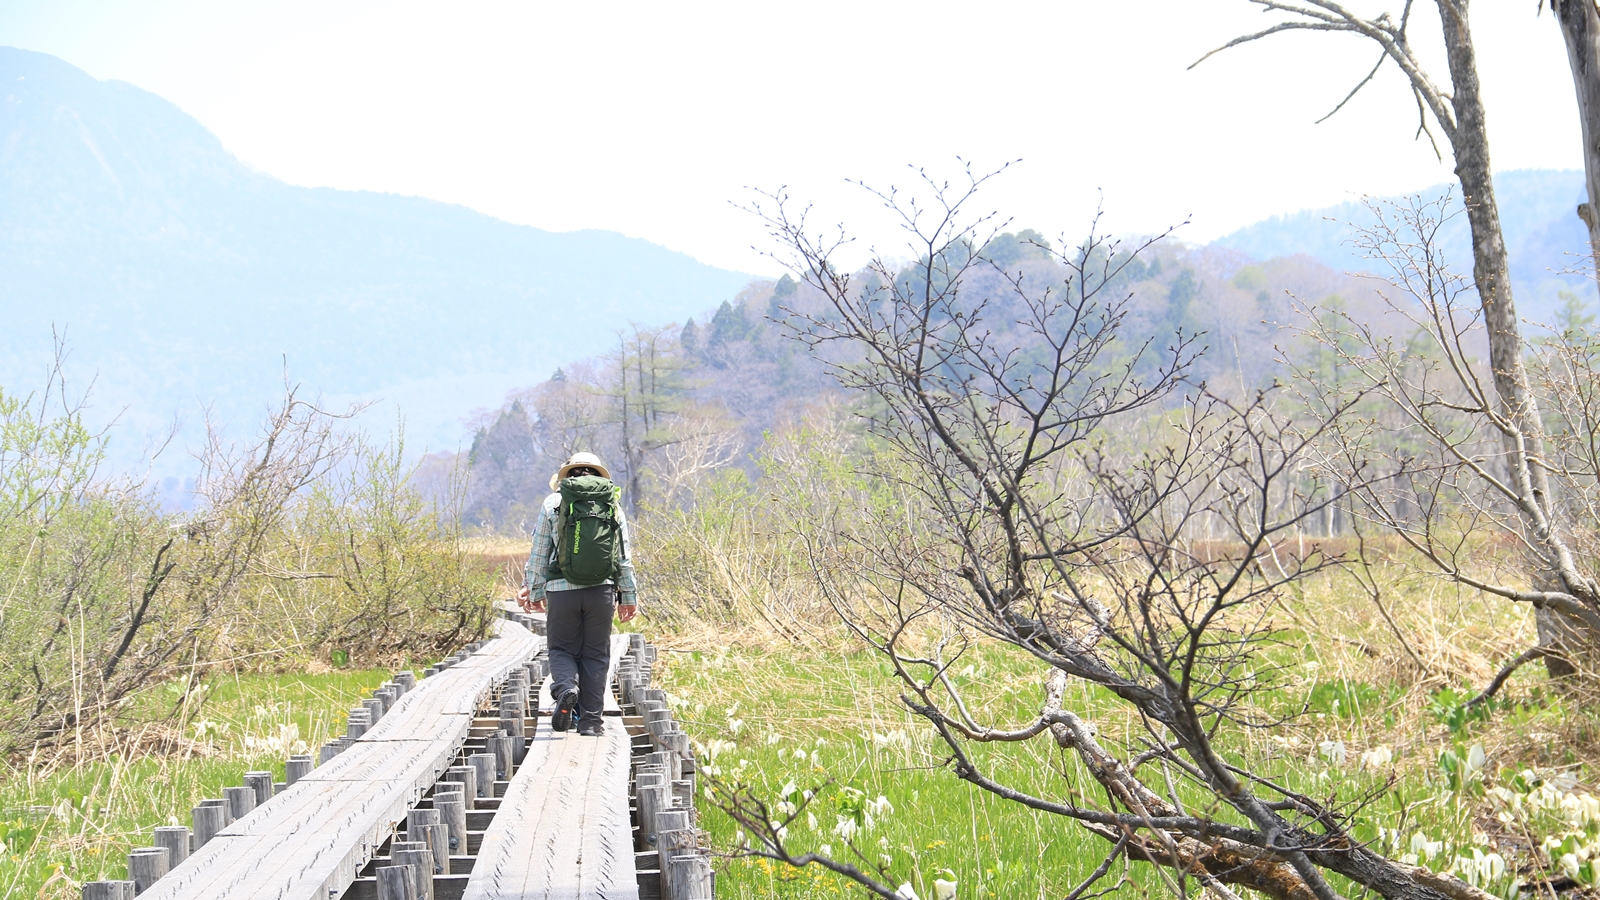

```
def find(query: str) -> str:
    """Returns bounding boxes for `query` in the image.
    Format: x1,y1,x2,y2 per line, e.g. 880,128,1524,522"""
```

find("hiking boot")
551,689,578,732
577,721,603,737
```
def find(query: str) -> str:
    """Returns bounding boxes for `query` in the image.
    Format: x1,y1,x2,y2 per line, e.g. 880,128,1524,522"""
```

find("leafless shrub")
705,167,1504,900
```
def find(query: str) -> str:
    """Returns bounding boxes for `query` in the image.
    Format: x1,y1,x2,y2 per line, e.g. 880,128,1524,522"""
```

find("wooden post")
433,792,467,856
487,733,512,780
204,797,232,826
467,754,496,800
419,822,451,876
392,845,435,900
375,864,416,900
665,853,713,900
637,784,667,852
441,766,476,809
655,812,694,900
648,750,680,784
396,670,417,691
497,701,522,738
191,803,226,847
405,808,439,844
286,754,313,785
672,779,694,810
82,882,135,899
244,771,274,806
223,786,256,821
363,697,385,724
127,846,169,894
152,826,189,866
348,708,372,738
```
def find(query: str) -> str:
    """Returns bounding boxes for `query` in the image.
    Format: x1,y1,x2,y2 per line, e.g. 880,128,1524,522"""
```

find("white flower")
1360,745,1392,768
1318,740,1347,767
728,718,744,736
1465,744,1487,775
820,844,833,857
870,795,895,817
895,883,923,900
767,733,782,745
1410,831,1443,862
793,748,809,761
807,812,818,830
1560,853,1582,881
934,869,958,899
834,817,859,840
1482,852,1506,880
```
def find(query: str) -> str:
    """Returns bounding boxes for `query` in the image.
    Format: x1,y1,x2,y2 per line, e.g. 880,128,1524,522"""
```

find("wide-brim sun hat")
550,452,611,490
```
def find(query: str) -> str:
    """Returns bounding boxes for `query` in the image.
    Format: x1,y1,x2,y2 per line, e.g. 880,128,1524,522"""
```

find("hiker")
516,452,638,737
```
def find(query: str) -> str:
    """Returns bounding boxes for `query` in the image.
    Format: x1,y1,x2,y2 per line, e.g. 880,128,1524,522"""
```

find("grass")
0,668,391,899
652,566,1600,900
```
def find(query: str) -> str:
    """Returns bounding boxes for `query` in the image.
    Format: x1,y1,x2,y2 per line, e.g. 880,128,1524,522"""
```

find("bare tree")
714,169,1498,900
1549,0,1600,287
1290,195,1600,694
1198,0,1595,674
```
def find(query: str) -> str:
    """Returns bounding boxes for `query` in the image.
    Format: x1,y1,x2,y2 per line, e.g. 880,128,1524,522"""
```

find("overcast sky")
1,1,1581,274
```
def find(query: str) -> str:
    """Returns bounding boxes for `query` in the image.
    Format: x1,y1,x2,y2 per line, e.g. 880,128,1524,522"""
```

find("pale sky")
1,0,1581,275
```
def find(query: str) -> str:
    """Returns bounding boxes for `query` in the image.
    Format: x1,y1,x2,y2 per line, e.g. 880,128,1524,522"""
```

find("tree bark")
1553,0,1600,292
1438,1,1588,676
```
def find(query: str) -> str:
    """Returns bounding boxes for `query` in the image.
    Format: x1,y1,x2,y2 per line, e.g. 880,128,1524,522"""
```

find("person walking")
517,452,638,737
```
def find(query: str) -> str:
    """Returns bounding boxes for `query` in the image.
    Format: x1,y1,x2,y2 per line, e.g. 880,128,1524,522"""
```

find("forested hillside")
454,230,1401,533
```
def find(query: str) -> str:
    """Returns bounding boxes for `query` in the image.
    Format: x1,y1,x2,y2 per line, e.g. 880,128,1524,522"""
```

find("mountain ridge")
0,46,755,473
1212,169,1589,321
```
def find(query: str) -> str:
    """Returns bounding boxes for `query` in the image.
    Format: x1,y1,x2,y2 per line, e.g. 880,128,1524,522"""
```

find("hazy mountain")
1213,169,1590,323
0,47,754,477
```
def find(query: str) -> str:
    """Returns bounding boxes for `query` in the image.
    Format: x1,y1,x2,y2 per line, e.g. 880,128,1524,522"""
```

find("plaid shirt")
524,491,638,603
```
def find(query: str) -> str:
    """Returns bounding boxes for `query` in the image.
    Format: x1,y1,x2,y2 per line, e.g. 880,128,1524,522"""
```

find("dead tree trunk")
1438,2,1586,674
1552,0,1600,292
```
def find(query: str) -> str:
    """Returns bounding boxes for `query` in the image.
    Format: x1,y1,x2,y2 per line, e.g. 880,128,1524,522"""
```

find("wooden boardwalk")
137,619,540,900
102,619,704,900
462,724,638,900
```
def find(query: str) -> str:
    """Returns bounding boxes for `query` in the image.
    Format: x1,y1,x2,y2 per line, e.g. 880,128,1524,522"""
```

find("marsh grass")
0,668,390,899
652,563,1598,900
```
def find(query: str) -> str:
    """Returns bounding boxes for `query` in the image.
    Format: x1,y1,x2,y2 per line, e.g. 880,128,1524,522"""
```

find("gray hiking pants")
546,584,615,729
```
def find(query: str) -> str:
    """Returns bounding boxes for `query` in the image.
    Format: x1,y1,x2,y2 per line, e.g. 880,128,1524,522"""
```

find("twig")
1465,647,1550,709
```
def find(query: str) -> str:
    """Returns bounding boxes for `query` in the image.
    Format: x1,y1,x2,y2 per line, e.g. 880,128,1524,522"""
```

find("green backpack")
549,474,624,586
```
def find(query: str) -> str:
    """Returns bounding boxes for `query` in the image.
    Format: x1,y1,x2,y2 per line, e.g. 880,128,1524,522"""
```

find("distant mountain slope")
0,47,754,471
1212,169,1589,322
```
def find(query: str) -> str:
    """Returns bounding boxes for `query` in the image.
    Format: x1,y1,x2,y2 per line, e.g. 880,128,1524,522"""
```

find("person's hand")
617,603,638,623
515,585,533,612
531,597,546,613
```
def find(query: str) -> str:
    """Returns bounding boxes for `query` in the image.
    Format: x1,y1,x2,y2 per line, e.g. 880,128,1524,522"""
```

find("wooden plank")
461,726,639,900
140,618,540,900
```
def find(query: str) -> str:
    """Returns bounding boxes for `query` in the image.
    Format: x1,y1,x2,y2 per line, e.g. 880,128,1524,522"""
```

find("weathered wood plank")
139,619,540,900
461,725,639,900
